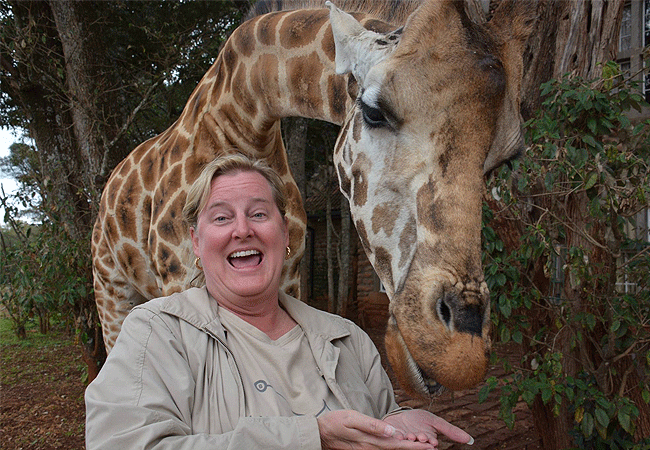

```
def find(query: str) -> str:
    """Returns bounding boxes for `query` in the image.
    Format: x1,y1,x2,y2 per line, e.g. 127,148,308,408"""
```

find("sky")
0,127,22,225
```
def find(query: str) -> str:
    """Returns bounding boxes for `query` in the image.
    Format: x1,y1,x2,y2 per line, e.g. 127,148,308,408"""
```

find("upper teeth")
230,250,260,258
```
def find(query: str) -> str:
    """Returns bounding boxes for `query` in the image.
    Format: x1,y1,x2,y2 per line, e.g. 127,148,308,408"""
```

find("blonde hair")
183,153,289,286
183,153,288,228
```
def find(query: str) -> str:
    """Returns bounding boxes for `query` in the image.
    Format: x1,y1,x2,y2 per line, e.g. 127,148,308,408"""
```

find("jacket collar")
160,286,351,342
277,291,350,341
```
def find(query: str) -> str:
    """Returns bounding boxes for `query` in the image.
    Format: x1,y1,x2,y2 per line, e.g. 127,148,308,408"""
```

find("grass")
1,316,87,449
0,317,83,385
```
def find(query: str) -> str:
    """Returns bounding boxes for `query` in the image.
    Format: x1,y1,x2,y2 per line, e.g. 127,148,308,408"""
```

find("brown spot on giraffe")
256,13,277,46
280,9,328,49
327,74,348,123
374,246,393,291
351,154,369,208
233,20,256,57
417,177,444,233
352,111,362,143
371,202,398,236
286,52,325,117
354,219,371,256
398,218,417,269
141,150,158,191
232,63,258,117
251,54,281,113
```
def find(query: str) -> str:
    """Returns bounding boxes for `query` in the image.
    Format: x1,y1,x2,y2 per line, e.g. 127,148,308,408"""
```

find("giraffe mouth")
386,316,445,398
228,249,262,268
405,344,445,397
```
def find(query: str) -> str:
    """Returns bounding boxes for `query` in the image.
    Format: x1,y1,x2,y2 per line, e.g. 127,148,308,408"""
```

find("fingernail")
467,436,475,445
384,425,396,437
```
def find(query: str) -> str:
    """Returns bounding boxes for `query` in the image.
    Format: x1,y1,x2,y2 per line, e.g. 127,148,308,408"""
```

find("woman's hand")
383,409,474,447
317,410,441,450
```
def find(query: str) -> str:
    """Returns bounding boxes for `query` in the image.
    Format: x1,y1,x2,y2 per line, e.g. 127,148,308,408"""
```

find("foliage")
481,62,650,448
0,195,91,338
1,0,247,165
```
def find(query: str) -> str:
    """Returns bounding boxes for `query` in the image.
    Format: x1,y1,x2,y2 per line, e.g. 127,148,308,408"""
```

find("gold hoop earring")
194,257,203,271
285,246,291,259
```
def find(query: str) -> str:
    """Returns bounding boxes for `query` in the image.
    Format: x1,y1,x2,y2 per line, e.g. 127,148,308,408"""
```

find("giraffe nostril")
436,292,484,335
437,294,452,329
456,303,484,336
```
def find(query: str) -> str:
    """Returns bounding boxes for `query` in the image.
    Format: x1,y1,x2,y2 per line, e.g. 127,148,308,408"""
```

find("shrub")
481,62,650,448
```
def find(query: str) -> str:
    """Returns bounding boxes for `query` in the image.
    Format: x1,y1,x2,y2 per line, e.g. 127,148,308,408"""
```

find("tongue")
230,254,261,269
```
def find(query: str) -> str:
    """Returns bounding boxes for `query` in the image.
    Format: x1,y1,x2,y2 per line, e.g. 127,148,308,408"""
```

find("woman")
85,153,474,450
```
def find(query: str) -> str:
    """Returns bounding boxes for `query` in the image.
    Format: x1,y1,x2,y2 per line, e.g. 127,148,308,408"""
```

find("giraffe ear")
327,1,398,85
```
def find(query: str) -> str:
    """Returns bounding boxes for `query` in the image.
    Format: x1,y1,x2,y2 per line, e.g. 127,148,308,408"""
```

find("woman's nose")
232,215,253,238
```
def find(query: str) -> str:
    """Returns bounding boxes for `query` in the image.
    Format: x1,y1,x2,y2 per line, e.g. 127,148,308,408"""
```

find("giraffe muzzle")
384,284,490,398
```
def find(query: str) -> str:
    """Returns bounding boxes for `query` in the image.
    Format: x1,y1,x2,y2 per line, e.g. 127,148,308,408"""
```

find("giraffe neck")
177,8,350,159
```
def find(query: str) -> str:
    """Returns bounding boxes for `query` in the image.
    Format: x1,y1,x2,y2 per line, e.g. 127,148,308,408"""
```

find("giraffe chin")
384,315,488,399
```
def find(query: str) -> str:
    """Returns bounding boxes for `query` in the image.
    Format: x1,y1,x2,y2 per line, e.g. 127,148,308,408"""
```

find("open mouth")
228,249,262,268
387,315,445,398
405,346,445,397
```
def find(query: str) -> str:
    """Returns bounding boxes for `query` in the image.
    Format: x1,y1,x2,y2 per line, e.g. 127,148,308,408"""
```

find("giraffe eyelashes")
358,98,390,129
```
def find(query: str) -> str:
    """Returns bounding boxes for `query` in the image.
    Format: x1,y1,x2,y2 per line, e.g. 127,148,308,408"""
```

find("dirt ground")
1,325,541,450
1,330,86,449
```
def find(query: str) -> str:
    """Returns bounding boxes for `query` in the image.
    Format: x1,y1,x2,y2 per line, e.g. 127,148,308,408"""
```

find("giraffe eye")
359,99,389,129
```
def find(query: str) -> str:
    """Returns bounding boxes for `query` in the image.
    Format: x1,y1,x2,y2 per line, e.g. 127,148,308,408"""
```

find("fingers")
346,410,404,439
385,409,473,446
404,431,439,446
318,410,439,450
430,414,473,444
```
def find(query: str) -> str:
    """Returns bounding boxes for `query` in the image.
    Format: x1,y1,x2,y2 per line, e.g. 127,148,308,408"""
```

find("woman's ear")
283,217,290,248
190,226,200,257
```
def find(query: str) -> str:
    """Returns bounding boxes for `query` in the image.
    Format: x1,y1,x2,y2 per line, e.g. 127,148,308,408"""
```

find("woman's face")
191,170,289,305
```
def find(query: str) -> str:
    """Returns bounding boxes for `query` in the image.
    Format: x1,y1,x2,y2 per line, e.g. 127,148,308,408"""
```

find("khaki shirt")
85,287,400,450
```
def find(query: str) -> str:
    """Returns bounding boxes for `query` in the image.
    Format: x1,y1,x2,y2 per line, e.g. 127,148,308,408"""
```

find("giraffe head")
328,1,535,398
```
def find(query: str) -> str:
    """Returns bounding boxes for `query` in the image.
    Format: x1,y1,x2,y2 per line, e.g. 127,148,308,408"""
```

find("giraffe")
92,0,535,399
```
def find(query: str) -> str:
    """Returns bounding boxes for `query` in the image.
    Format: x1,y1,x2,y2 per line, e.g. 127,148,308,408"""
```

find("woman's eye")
359,99,388,129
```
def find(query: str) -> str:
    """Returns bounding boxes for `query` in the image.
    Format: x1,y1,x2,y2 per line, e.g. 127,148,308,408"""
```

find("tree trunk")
336,196,350,317
520,0,625,118
284,117,310,301
326,189,336,313
38,309,49,335
347,235,359,323
48,0,104,206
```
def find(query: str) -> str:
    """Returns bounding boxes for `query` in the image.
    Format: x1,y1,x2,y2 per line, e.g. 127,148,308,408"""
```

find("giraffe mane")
245,0,421,25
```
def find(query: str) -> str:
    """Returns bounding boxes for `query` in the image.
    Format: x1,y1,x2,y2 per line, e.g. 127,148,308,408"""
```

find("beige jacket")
85,287,400,450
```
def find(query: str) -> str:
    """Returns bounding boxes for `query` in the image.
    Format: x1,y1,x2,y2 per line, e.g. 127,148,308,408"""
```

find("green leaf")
581,412,594,437
583,134,598,148
500,326,511,343
499,299,512,318
521,390,535,406
478,385,490,403
587,117,597,134
618,409,632,434
584,171,598,190
595,408,609,428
